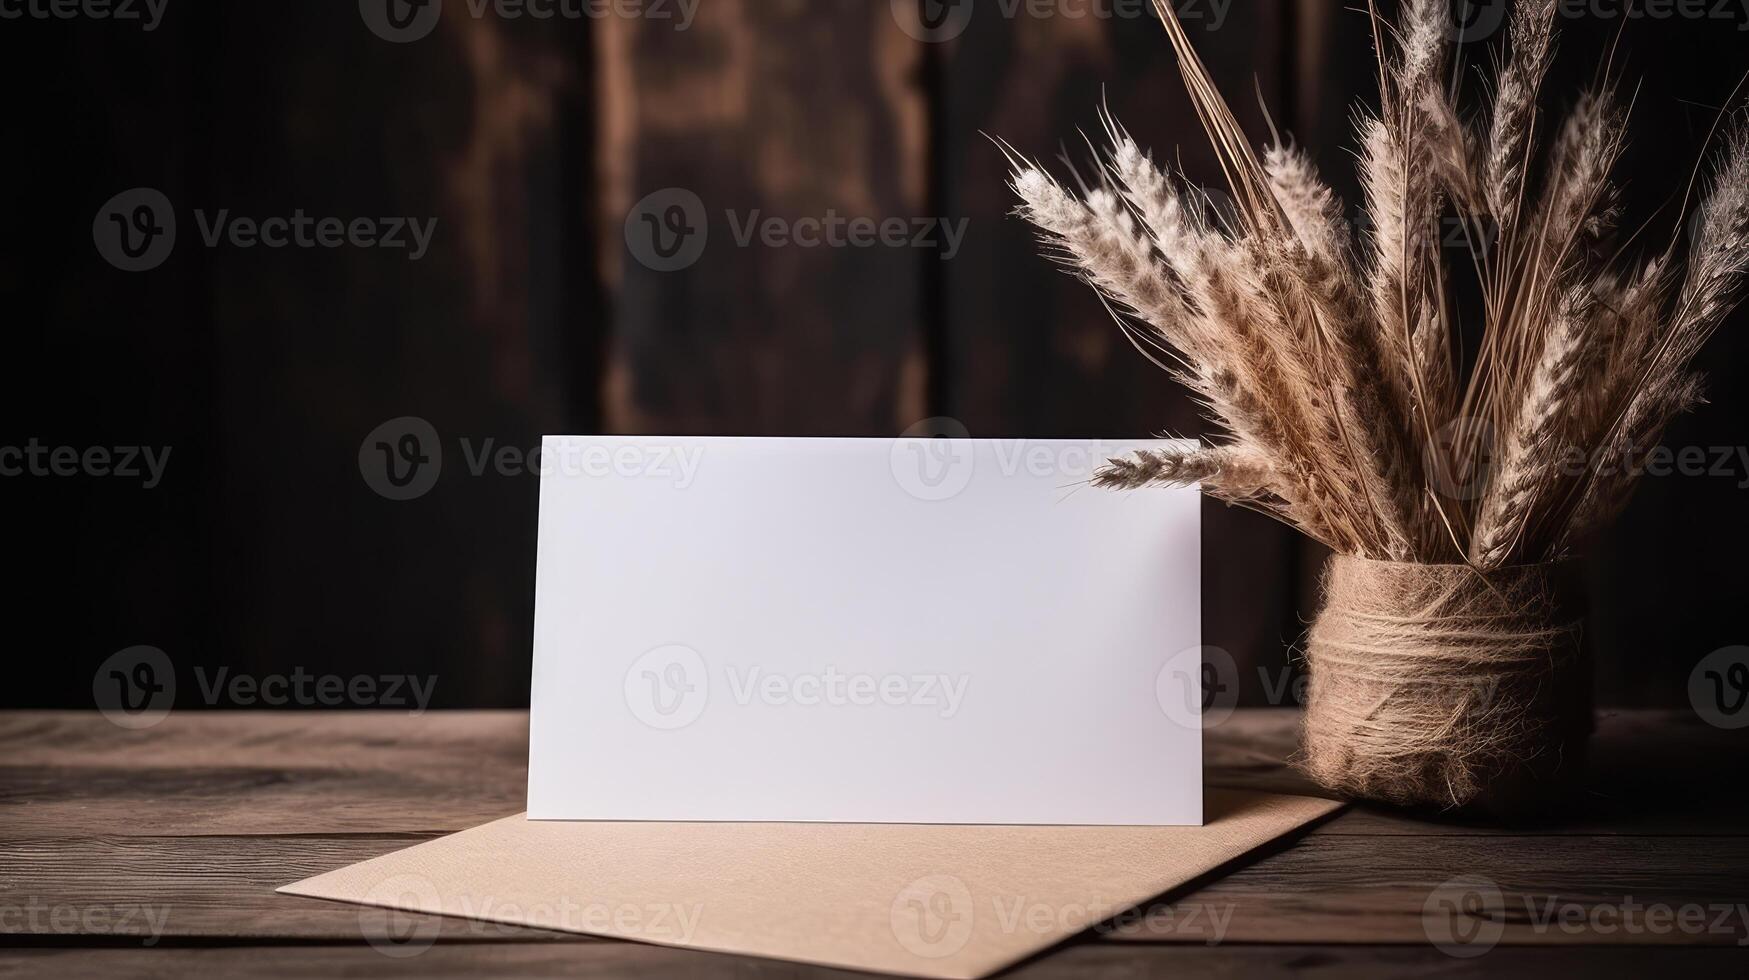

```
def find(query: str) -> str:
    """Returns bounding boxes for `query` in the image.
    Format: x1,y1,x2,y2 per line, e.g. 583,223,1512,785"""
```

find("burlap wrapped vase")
1300,555,1592,813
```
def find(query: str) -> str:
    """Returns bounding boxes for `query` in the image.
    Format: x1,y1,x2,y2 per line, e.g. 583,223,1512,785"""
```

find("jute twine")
1300,555,1591,812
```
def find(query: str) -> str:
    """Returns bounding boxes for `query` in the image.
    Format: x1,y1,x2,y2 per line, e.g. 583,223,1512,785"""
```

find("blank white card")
527,436,1202,825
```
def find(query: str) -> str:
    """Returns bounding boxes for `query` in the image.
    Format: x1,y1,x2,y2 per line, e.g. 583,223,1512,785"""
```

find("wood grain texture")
4,943,1748,980
4,709,1745,976
189,6,586,710
596,0,929,434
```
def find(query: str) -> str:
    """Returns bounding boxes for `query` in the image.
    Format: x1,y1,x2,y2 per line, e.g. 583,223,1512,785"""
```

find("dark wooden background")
3,0,1745,710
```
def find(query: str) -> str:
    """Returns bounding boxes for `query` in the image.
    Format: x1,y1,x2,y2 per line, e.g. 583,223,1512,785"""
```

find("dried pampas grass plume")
1008,0,1748,572
1010,0,1747,811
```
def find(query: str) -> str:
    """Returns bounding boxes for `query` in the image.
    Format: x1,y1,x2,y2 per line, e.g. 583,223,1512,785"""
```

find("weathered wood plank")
0,712,530,837
0,833,569,944
1203,709,1749,837
596,0,929,434
2,941,1744,980
5,829,1744,946
2,708,1744,969
1112,834,1749,945
4,710,1742,839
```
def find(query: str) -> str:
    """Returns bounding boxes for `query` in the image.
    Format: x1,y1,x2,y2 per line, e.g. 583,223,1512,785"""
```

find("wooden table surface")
2,709,1745,977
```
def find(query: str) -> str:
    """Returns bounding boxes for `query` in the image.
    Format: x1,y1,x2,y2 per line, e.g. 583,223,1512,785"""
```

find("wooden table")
2,710,1744,977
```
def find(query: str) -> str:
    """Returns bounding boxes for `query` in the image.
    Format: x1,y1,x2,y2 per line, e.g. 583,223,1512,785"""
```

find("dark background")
4,0,1745,710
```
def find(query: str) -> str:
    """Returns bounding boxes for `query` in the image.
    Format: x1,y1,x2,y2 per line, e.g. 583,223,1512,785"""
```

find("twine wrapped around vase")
1300,556,1591,812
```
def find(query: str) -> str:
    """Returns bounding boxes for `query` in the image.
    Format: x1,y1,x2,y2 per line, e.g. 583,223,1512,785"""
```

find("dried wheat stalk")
1010,0,1747,570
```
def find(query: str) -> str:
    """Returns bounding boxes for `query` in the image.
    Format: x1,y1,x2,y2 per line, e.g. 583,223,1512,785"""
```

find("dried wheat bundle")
1011,0,1749,572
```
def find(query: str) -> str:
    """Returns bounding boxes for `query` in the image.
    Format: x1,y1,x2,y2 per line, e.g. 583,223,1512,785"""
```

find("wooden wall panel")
596,0,930,435
8,3,1743,710
189,9,590,707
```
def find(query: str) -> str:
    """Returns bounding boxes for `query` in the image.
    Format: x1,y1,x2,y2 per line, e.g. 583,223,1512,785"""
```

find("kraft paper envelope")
280,788,1341,979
